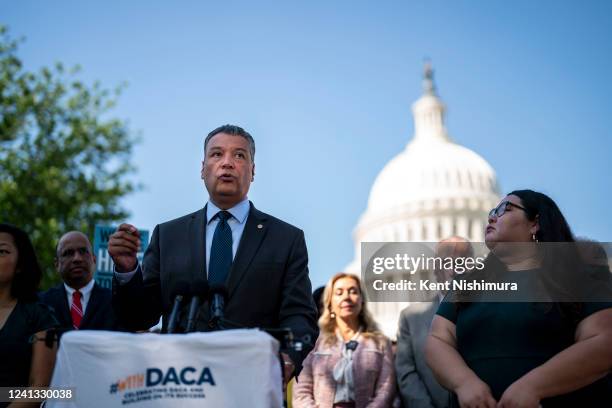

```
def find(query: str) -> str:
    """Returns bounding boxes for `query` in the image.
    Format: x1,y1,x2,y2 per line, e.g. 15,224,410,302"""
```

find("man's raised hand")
108,223,141,272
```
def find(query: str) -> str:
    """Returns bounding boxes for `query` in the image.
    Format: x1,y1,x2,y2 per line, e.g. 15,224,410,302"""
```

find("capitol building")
344,64,501,337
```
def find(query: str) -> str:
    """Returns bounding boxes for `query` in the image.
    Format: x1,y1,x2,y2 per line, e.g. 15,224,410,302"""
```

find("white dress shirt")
64,278,95,315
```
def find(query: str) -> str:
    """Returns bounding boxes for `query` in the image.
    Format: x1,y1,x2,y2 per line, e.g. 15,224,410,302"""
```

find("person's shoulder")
158,208,205,228
311,334,332,351
151,209,205,237
19,300,59,327
402,303,438,327
398,306,413,322
363,331,392,348
39,283,64,302
252,205,302,234
400,302,432,317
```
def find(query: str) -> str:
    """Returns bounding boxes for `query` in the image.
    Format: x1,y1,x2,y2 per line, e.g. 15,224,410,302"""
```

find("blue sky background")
4,1,611,288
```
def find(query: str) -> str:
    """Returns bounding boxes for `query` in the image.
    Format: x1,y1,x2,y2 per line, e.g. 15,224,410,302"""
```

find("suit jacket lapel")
227,202,268,297
81,283,101,327
189,207,207,283
58,285,73,328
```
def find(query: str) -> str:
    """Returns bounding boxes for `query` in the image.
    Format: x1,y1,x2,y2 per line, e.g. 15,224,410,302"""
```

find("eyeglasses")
488,201,527,218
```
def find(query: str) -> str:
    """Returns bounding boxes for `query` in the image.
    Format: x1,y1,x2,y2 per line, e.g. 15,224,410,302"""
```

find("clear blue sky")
4,0,612,288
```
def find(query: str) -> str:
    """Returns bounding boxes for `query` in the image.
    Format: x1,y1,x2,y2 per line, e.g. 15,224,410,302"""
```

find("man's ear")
251,163,255,182
201,160,206,180
54,257,59,271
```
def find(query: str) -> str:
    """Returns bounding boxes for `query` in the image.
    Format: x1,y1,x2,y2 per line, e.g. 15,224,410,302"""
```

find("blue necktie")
208,211,233,285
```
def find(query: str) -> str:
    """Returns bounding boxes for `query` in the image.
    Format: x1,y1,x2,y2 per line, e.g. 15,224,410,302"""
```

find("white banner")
48,329,283,407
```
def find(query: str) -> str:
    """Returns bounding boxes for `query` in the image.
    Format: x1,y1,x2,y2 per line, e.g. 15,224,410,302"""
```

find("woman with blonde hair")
293,272,396,408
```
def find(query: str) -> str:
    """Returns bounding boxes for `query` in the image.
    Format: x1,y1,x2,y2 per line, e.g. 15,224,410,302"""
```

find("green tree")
0,26,140,289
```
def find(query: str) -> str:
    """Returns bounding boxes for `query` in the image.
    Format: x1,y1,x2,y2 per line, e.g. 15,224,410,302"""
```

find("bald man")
40,231,117,332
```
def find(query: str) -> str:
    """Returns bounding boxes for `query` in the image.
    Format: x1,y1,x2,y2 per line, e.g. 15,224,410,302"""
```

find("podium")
47,329,283,407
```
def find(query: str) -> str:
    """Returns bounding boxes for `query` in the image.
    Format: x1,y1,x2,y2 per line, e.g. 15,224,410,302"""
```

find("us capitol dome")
344,63,501,337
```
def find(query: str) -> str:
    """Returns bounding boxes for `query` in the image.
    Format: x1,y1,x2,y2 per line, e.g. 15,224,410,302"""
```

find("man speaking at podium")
108,124,317,376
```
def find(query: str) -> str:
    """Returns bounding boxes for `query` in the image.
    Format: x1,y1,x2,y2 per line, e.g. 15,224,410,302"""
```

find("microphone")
185,280,209,333
167,281,189,334
209,284,228,330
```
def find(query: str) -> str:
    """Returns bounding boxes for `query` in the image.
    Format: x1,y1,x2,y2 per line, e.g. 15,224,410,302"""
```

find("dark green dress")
437,269,612,406
0,301,58,389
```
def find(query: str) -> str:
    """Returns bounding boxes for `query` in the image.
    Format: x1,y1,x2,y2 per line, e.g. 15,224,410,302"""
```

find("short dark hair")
0,223,42,302
204,124,255,161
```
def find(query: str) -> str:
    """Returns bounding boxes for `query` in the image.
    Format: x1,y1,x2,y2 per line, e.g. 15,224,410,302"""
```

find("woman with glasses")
293,272,396,408
0,223,58,407
425,190,612,407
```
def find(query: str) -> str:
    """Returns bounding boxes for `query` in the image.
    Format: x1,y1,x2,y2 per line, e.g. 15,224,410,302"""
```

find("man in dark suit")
108,124,317,378
40,231,116,332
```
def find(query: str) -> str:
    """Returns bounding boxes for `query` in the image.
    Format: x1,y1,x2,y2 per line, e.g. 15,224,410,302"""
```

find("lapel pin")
257,224,263,229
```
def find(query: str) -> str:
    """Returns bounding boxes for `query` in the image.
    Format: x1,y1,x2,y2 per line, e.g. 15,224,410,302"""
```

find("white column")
456,216,469,238
441,216,453,239
471,218,484,241
425,217,437,241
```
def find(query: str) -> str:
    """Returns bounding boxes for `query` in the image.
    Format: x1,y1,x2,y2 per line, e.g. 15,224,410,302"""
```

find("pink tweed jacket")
293,334,396,408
